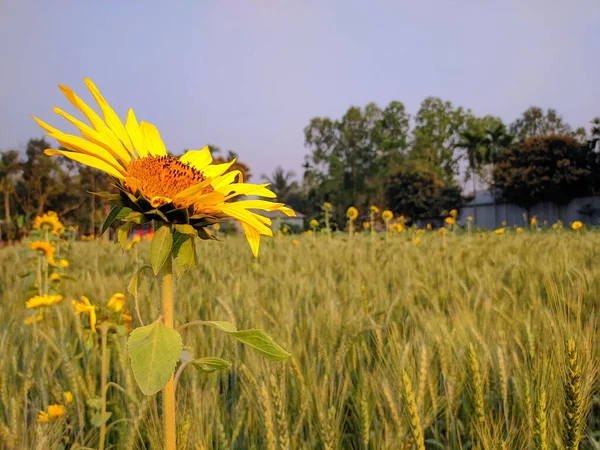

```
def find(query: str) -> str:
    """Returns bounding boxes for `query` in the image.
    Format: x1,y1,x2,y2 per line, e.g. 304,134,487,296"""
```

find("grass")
0,230,598,449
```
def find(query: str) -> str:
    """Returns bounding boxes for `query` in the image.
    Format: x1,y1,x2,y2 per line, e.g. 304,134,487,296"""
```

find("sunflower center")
126,155,212,202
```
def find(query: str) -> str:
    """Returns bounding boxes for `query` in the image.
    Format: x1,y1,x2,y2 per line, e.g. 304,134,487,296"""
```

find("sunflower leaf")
150,226,173,275
175,237,197,275
191,357,231,374
174,224,197,236
204,321,291,361
128,320,183,396
101,205,124,236
123,211,147,224
117,223,134,250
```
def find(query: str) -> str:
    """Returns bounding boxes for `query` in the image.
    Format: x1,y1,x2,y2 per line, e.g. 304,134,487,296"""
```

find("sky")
0,0,598,181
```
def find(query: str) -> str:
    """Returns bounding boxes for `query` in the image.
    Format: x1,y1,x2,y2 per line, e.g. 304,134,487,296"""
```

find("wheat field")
0,231,598,449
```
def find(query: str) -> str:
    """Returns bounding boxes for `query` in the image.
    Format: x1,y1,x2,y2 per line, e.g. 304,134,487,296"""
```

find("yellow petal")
219,183,276,199
211,170,242,189
240,222,261,258
229,199,292,213
203,159,236,178
180,146,212,171
125,109,148,158
216,203,272,235
140,121,167,156
52,107,132,165
44,149,126,179
84,78,134,155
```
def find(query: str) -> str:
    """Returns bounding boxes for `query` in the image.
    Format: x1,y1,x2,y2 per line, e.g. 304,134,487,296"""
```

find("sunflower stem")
99,324,109,450
161,252,177,450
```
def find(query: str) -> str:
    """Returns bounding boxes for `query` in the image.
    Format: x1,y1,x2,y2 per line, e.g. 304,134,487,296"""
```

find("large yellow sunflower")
33,79,294,257
34,211,64,235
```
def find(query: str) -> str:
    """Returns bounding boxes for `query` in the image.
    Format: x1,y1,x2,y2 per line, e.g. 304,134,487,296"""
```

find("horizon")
1,0,598,181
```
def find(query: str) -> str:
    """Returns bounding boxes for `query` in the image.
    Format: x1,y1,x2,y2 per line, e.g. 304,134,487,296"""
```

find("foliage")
493,135,599,209
509,106,573,141
385,162,463,219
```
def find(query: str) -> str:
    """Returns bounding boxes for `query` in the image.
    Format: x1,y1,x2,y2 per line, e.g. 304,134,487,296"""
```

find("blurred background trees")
0,102,598,231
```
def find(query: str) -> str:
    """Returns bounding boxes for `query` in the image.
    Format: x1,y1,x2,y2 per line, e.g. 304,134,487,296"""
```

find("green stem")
99,325,110,450
161,255,177,450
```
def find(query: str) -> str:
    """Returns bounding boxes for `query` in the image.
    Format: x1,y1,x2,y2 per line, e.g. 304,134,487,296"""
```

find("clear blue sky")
1,0,598,181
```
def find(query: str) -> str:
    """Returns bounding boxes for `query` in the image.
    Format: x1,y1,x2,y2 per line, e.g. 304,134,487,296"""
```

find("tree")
261,166,299,203
410,97,470,182
509,107,572,141
493,135,598,213
18,138,68,216
0,150,21,222
589,117,600,151
385,162,463,220
304,101,410,223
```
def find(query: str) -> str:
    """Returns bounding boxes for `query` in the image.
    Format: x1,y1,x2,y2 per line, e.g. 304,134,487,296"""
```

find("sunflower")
107,292,125,312
72,296,97,332
38,404,66,423
33,79,294,257
30,241,57,266
571,221,583,230
369,206,379,214
382,210,393,222
309,219,319,228
25,294,63,309
346,206,358,221
34,211,64,235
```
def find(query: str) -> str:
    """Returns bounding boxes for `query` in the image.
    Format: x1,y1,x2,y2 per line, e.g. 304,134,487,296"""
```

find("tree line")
1,98,599,238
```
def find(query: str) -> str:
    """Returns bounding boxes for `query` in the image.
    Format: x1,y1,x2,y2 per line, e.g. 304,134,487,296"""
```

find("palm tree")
261,166,299,204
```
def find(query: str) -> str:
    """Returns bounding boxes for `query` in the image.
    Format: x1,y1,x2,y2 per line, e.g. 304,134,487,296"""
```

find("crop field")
0,228,598,450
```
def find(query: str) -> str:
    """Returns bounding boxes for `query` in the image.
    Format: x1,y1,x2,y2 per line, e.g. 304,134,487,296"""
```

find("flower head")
26,294,63,309
467,216,473,222
50,273,61,282
38,404,66,422
24,314,43,325
426,223,432,230
439,227,447,235
33,79,294,257
107,293,125,312
309,219,319,228
322,202,332,211
72,296,97,332
34,212,64,235
445,217,454,226
30,241,57,266
530,217,538,226
346,206,358,221
449,209,457,217
59,259,69,268
382,210,393,222
516,227,524,233
64,392,73,404
292,239,299,246
495,228,505,234
370,206,379,214
362,221,370,229
572,221,583,230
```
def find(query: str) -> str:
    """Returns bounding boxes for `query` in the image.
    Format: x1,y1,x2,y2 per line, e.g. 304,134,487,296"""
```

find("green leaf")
147,209,169,222
128,320,183,396
197,227,218,241
150,226,173,275
176,237,197,275
101,205,123,236
115,207,133,220
86,397,102,410
117,223,134,250
205,321,291,361
91,411,112,428
123,211,147,224
191,357,231,374
174,224,197,236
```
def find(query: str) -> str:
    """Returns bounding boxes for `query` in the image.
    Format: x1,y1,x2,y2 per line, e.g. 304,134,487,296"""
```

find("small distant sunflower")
309,219,319,228
449,209,458,218
30,241,57,266
72,296,97,332
24,314,43,325
322,202,332,211
369,206,379,214
516,227,524,233
466,216,473,222
495,228,505,234
33,79,294,257
445,217,454,226
571,221,583,230
38,404,66,423
59,259,69,268
26,294,63,309
346,206,358,221
50,273,61,282
362,221,370,229
107,293,125,312
34,211,64,235
382,210,393,222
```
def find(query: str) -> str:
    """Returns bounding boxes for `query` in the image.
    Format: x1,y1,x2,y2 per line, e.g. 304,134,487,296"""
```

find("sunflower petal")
44,149,126,180
202,159,236,178
219,183,276,199
125,109,147,158
84,78,134,155
216,203,272,236
240,222,261,258
140,121,167,156
180,147,212,171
